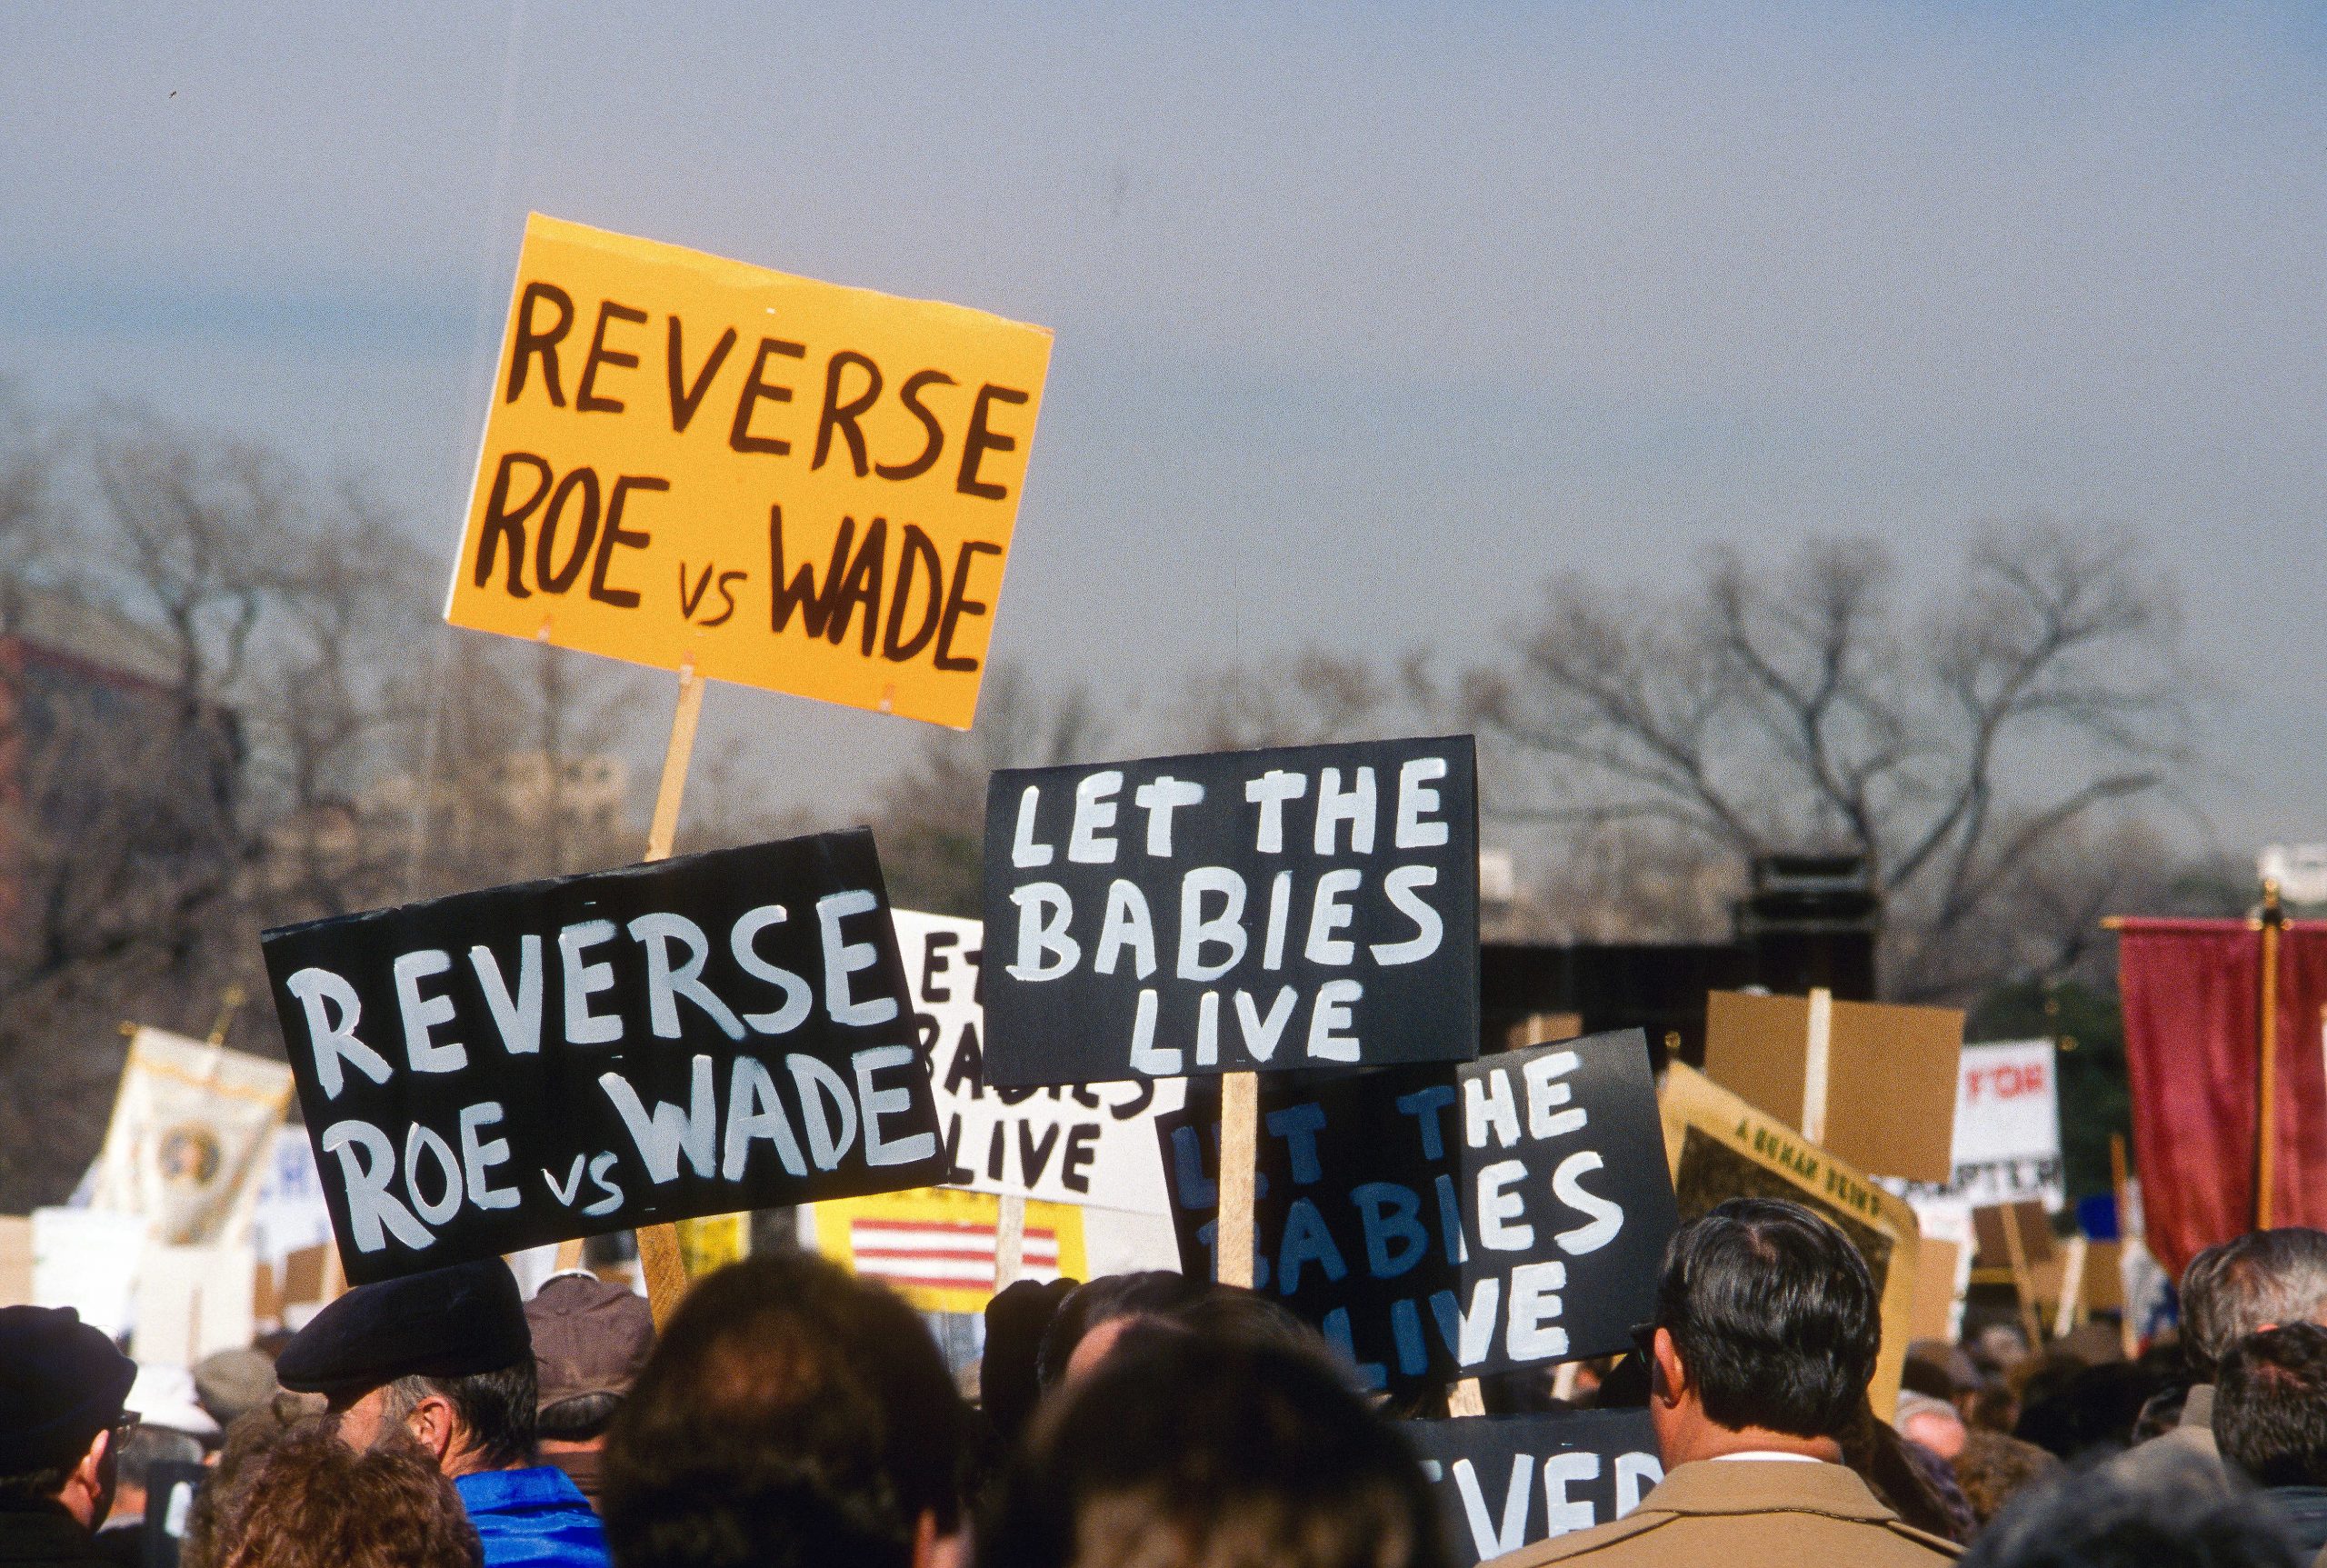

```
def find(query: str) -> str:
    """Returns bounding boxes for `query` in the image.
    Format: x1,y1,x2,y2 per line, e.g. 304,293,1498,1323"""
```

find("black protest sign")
1157,1031,1676,1394
260,831,945,1283
1404,1411,1662,1568
981,735,1479,1086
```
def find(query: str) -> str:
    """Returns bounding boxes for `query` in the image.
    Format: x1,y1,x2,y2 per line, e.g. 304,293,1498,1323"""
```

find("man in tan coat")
1486,1197,1957,1568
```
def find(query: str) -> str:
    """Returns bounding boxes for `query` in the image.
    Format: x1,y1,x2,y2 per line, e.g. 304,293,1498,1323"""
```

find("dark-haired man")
601,1252,974,1568
0,1307,137,1568
1488,1197,1958,1568
275,1258,607,1568
2214,1323,2327,1552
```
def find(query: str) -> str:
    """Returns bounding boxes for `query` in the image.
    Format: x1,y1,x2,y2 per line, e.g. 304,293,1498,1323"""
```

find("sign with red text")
447,215,1052,729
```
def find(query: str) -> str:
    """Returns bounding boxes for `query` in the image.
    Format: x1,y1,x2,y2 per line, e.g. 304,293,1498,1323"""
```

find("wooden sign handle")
994,1193,1027,1290
1801,986,1833,1146
636,664,708,1328
1217,1071,1259,1287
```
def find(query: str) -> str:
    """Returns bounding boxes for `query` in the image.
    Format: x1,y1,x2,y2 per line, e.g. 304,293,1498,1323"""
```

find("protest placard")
444,215,1052,730
90,1028,295,1247
1159,1031,1675,1394
894,909,1183,1212
800,1184,1174,1313
1659,1064,1921,1414
1404,1411,1661,1568
259,831,946,1283
982,736,1479,1086
1702,989,1962,1183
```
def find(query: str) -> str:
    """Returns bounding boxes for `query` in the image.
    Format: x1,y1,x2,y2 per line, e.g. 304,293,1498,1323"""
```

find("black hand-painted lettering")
575,300,647,414
665,317,737,434
813,350,883,476
505,283,574,406
876,369,955,481
729,337,805,455
954,383,1029,499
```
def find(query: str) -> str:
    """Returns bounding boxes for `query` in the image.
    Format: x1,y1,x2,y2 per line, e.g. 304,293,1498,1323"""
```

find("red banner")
2118,919,2327,1278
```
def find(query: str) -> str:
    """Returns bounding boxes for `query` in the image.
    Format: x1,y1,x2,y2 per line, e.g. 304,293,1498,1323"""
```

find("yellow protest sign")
802,1186,1087,1316
446,215,1053,729
1660,1064,1922,1418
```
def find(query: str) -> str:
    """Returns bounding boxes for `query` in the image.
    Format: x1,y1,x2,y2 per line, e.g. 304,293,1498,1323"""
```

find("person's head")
602,1252,974,1568
1960,1445,2300,1568
524,1273,654,1449
1036,1273,1211,1389
109,1424,205,1523
2180,1229,2327,1382
207,1420,481,1568
274,1259,536,1477
1950,1430,2061,1528
1896,1392,1969,1461
982,1329,1446,1568
2216,1323,2327,1488
1644,1197,1878,1462
0,1305,139,1528
182,1395,322,1568
195,1350,282,1431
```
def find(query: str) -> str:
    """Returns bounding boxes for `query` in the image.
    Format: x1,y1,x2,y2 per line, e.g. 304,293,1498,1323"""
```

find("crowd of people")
7,1201,2327,1568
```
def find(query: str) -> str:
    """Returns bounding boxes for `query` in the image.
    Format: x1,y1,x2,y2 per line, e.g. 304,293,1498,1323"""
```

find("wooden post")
205,985,247,1047
1448,1378,1486,1416
634,664,709,1328
1217,1071,1260,1287
1801,987,1833,1145
2000,1203,2043,1350
994,1194,1027,1290
2110,1131,2138,1357
2257,879,2283,1230
2052,1235,2088,1339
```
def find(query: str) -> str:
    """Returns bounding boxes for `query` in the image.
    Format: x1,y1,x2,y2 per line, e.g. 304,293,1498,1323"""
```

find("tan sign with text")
1661,1064,1922,1417
447,215,1053,728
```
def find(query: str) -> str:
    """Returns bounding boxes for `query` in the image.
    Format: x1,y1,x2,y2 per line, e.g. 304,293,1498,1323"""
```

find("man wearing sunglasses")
1489,1197,1958,1568
0,1306,139,1568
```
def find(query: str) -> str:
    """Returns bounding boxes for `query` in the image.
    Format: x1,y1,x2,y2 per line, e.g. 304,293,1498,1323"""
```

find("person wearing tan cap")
524,1276,653,1511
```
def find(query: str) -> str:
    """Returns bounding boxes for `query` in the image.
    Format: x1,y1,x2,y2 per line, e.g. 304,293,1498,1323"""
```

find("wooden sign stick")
994,1193,1027,1290
634,664,708,1328
1801,986,1833,1146
1999,1204,2043,1349
1217,1071,1259,1288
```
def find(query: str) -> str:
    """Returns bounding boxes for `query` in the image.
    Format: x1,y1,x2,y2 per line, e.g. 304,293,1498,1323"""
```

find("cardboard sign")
984,736,1480,1085
446,215,1053,729
894,909,1183,1212
1659,1064,1920,1415
1405,1411,1662,1568
260,832,947,1283
1159,1032,1676,1394
1702,990,1962,1183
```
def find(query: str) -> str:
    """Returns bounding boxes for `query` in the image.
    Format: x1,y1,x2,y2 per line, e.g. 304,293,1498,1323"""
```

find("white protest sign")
894,910,1183,1214
1904,1040,2062,1211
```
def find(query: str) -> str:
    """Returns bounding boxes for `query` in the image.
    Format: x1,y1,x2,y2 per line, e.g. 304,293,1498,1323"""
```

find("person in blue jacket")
275,1258,610,1568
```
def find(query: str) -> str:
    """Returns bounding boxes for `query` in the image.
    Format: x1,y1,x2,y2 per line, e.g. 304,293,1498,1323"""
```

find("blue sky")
4,3,2322,855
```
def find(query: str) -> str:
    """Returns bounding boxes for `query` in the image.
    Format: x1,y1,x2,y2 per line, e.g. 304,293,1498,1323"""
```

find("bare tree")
0,404,648,1208
868,664,1108,915
1464,522,2192,998
1172,646,1403,751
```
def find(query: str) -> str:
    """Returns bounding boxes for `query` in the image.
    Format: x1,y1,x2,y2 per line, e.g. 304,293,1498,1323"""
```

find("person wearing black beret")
275,1258,610,1568
0,1305,139,1568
